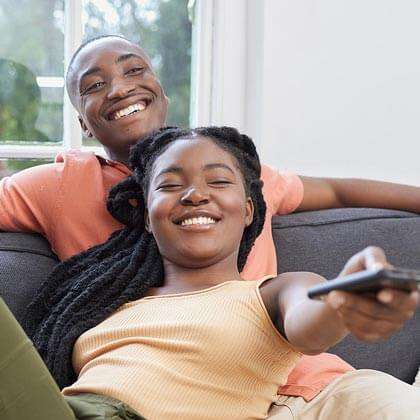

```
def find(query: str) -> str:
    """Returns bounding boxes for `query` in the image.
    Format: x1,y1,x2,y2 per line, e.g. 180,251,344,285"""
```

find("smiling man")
0,35,419,419
66,36,168,164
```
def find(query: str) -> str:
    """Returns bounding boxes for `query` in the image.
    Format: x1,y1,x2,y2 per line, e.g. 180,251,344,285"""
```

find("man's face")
68,38,168,157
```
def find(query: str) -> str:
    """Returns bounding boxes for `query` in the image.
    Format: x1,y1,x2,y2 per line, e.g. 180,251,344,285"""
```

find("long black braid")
25,126,267,389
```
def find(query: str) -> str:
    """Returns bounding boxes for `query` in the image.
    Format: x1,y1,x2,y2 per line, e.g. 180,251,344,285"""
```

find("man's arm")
0,163,62,234
297,176,420,213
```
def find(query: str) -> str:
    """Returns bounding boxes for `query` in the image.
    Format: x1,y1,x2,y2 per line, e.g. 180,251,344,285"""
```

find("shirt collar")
96,155,132,175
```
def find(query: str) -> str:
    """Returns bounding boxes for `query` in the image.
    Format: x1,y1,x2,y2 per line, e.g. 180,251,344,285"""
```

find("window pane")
82,0,192,147
0,0,65,145
0,158,53,179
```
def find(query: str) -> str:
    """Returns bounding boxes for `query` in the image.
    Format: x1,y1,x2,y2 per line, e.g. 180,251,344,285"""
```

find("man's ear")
245,197,254,227
78,116,93,137
144,210,151,233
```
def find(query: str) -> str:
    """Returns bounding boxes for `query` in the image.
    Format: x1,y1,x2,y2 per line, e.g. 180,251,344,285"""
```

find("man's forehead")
74,38,150,71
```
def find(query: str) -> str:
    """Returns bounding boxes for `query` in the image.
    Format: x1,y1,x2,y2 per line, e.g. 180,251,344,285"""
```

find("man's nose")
181,186,210,205
107,77,136,100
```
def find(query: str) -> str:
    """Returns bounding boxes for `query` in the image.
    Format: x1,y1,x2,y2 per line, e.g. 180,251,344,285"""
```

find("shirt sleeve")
0,161,64,236
260,165,304,215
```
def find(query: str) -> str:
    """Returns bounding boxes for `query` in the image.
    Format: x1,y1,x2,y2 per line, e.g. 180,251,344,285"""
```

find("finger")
364,246,389,270
339,246,389,277
377,289,419,317
327,290,408,323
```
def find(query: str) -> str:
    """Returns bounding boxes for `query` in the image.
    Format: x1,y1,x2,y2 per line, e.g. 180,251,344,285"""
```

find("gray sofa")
1,208,419,384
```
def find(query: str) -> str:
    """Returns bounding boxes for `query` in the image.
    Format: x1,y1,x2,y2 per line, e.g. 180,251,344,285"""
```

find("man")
0,35,419,419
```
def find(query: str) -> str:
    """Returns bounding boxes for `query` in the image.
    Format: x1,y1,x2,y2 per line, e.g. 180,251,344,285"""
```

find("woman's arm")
261,247,419,354
261,271,349,354
297,176,420,213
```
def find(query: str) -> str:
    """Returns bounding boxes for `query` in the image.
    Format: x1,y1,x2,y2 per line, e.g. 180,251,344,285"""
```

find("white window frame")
0,0,253,160
0,0,104,160
190,0,261,145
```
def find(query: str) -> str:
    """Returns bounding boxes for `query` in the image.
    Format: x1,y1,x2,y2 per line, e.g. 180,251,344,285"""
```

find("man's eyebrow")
116,53,144,64
80,66,101,84
78,53,145,87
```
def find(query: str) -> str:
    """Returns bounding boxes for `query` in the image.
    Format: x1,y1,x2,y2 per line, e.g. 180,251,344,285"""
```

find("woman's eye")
209,180,232,186
157,184,182,190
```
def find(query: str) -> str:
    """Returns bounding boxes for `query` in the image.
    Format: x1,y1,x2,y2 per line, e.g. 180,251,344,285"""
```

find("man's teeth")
113,103,146,120
181,217,216,226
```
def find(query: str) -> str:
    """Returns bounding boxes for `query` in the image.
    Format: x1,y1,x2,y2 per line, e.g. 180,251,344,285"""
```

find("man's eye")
126,67,144,75
84,81,104,94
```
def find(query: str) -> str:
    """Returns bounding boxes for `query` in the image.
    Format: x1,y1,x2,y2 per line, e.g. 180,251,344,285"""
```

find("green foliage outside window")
0,0,192,174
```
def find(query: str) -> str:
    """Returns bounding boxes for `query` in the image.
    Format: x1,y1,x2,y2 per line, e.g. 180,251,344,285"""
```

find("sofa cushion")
272,208,420,383
0,232,58,324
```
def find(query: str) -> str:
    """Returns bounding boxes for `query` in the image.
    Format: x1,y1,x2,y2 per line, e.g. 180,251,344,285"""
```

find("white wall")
251,0,420,185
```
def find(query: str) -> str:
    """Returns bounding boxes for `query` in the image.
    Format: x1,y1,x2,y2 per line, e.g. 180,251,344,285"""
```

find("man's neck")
104,147,130,167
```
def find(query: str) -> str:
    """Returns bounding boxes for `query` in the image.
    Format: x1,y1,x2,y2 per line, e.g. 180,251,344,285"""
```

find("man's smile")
111,102,147,120
105,96,153,121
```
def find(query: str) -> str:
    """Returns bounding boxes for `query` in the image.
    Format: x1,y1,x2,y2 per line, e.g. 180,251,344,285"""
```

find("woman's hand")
325,246,419,342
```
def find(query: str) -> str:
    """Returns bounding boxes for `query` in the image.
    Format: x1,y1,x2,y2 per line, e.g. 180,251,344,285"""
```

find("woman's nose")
181,186,210,205
107,78,136,100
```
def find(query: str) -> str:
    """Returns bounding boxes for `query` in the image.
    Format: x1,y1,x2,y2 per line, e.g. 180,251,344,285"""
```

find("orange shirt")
0,150,353,400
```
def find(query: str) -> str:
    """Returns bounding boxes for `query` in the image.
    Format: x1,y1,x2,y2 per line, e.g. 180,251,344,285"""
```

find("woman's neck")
157,256,242,295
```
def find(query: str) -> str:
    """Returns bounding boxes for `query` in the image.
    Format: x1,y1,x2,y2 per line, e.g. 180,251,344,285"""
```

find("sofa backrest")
0,208,419,383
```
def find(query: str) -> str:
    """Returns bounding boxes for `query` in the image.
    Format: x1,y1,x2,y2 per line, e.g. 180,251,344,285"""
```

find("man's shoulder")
55,149,100,166
260,164,299,187
260,164,304,214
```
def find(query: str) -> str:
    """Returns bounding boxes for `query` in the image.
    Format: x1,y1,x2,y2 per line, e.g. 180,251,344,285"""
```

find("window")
0,0,192,176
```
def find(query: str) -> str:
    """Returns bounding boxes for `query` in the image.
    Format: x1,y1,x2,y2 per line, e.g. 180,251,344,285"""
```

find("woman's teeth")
181,217,216,226
113,103,146,120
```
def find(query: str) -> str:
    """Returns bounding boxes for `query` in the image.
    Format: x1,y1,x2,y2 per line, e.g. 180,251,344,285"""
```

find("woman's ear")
245,197,254,227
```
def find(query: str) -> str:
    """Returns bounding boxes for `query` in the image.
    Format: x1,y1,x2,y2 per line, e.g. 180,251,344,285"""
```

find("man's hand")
325,246,419,342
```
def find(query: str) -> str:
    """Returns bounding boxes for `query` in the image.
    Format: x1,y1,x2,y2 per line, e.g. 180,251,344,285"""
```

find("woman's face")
146,137,254,269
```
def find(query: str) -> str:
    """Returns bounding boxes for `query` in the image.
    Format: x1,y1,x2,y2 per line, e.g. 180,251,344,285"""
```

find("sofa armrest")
0,232,58,324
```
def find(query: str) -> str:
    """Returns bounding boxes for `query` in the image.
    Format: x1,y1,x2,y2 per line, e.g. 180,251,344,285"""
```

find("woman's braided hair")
24,126,266,389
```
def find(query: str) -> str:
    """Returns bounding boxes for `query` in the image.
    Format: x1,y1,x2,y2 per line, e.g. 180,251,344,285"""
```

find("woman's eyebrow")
156,165,183,178
156,163,235,178
204,163,235,174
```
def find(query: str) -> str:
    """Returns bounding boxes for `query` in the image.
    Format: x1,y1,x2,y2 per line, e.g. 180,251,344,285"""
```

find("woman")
1,126,418,419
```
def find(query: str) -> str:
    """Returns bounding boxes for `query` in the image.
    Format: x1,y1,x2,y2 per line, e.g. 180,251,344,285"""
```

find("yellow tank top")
62,278,301,419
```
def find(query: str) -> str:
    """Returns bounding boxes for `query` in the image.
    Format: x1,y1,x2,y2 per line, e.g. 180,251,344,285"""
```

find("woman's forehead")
151,137,238,175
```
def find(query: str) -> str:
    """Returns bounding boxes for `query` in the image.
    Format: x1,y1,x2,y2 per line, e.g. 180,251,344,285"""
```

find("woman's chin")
172,248,230,269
